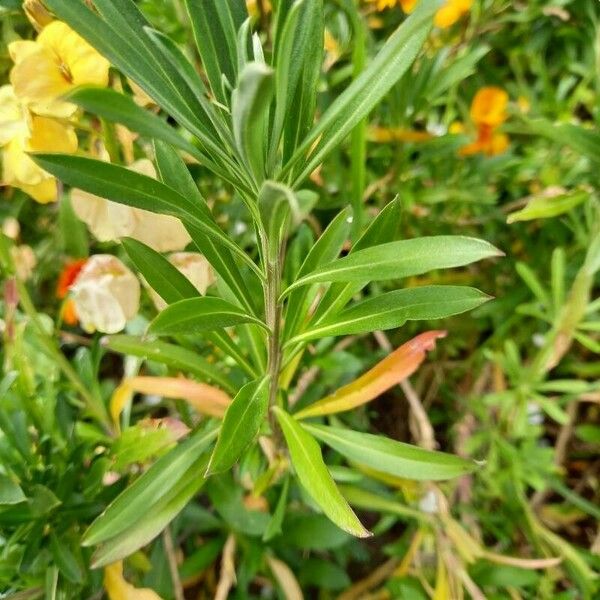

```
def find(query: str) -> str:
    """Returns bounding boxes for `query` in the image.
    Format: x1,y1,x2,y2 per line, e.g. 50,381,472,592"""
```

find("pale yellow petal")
3,137,45,186
10,46,76,117
17,178,58,204
8,40,39,64
0,85,30,146
28,115,78,153
38,21,110,87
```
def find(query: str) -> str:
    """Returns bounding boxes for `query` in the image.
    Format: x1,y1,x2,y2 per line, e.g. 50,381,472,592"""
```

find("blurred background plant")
0,0,598,598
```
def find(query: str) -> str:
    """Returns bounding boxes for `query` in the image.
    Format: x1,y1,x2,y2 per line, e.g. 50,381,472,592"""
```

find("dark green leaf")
206,377,270,474
290,286,491,343
184,0,248,104
304,424,477,481
283,236,502,295
83,425,218,546
32,154,260,276
122,237,199,305
284,1,442,185
273,407,370,538
283,206,352,339
149,297,267,335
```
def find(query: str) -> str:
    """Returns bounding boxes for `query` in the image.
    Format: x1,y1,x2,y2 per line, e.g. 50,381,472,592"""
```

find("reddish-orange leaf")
295,331,446,419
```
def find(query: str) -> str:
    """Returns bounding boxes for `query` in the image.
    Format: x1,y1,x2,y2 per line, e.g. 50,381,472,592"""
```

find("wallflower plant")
32,0,502,568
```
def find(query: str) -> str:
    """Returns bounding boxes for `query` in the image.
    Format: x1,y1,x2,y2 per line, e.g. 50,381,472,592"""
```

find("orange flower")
57,258,87,326
365,0,471,27
57,258,87,299
460,87,510,157
470,86,509,129
434,0,472,29
399,0,418,11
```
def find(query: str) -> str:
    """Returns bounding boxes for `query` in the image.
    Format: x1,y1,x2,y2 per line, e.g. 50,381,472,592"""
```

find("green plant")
30,0,501,570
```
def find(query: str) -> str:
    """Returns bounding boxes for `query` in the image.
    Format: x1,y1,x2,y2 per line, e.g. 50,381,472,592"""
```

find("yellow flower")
0,85,78,203
246,0,271,18
71,159,192,252
9,21,110,118
104,561,163,600
434,0,473,28
364,0,416,12
70,255,140,334
365,0,471,28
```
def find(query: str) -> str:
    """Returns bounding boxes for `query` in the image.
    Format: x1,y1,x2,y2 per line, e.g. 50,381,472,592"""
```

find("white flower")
71,255,140,334
71,159,191,252
149,252,216,311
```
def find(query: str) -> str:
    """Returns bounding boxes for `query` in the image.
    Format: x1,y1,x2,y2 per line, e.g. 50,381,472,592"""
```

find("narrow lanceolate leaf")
304,424,477,481
206,377,270,474
184,0,247,104
83,425,218,547
273,407,371,538
67,87,204,160
295,331,445,419
32,154,260,276
149,297,267,336
284,0,443,185
153,140,258,316
91,457,209,568
282,236,502,296
507,188,589,224
291,286,491,344
122,237,198,305
103,335,236,394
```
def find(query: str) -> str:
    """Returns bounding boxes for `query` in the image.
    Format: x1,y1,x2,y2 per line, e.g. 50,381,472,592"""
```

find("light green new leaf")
285,0,442,185
232,62,275,181
507,188,589,224
258,181,299,263
304,424,477,481
103,335,236,394
206,377,270,474
273,407,371,538
283,236,502,296
0,474,26,505
91,457,209,568
83,425,218,547
149,297,267,336
290,286,491,343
